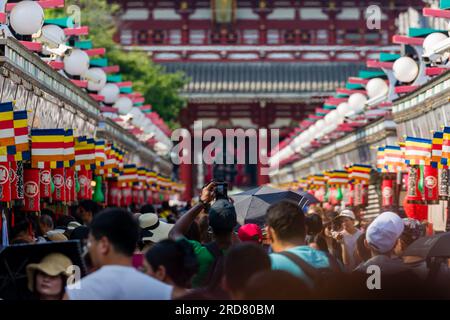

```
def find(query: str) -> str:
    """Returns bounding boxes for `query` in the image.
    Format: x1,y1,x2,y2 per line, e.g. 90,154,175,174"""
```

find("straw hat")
26,253,73,291
138,213,173,243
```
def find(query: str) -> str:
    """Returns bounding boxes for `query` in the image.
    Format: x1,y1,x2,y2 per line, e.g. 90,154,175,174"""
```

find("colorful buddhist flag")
442,127,450,167
31,129,65,169
0,102,15,147
376,147,386,173
327,170,349,186
75,136,96,171
431,131,444,168
118,164,138,186
95,140,106,168
349,164,372,182
384,145,405,172
63,129,75,168
404,136,432,166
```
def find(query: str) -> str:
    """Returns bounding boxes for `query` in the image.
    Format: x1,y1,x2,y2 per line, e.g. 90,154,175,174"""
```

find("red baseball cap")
238,224,263,243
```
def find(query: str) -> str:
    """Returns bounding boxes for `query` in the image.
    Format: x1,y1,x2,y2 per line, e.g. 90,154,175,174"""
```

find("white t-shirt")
66,265,173,300
342,228,363,270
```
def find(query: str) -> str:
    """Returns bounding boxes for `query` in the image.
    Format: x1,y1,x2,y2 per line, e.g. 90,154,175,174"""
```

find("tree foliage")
48,0,187,128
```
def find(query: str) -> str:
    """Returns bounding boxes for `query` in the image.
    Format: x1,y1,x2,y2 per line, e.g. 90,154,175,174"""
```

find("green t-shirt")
179,238,226,288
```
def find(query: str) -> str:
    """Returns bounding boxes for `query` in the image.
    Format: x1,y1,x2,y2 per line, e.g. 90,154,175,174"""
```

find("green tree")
47,0,187,128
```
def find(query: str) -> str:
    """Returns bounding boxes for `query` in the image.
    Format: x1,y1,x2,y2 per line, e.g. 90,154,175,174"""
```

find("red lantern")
122,187,132,206
132,187,140,204
40,169,52,199
23,168,40,212
77,168,92,200
65,168,76,203
381,177,394,207
145,189,153,204
347,183,354,206
423,165,439,204
0,162,11,202
138,190,145,204
406,166,423,204
52,168,66,202
353,183,361,206
108,181,122,206
10,161,23,200
403,196,428,221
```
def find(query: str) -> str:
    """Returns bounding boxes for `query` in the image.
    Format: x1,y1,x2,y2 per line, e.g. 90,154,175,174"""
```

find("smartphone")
214,182,228,199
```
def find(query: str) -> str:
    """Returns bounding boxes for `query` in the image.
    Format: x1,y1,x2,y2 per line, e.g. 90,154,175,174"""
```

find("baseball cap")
337,209,355,220
208,199,237,232
366,211,404,253
238,224,263,243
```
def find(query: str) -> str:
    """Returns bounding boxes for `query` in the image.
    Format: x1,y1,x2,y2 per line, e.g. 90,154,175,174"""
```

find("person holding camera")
169,181,237,296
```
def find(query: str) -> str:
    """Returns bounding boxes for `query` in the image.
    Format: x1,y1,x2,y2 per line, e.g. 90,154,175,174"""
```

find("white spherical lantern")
37,24,66,48
393,57,419,83
113,96,133,114
337,102,350,117
365,78,389,99
130,108,145,127
423,32,448,52
83,68,107,92
10,1,44,35
99,84,120,105
63,49,90,76
348,93,367,114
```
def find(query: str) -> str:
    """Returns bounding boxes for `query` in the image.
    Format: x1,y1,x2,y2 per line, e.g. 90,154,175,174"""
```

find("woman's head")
26,253,73,300
144,239,198,288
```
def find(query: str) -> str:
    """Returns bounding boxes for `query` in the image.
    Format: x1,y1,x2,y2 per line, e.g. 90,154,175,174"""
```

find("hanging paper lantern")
423,165,439,204
381,176,394,207
40,169,52,198
52,168,66,202
114,97,133,115
65,168,76,203
145,189,153,204
37,24,66,48
23,168,40,212
336,186,343,202
99,83,120,104
108,181,122,206
10,1,44,35
347,183,354,207
0,162,11,202
122,187,133,206
393,57,419,83
347,93,367,114
10,161,24,200
365,78,389,99
64,49,90,76
77,168,92,200
83,68,107,92
406,166,424,203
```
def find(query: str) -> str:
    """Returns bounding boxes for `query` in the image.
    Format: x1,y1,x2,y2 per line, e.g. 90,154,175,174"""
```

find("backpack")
277,250,342,297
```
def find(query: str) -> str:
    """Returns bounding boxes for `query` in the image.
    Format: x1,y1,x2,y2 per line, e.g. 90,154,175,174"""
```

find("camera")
214,182,228,200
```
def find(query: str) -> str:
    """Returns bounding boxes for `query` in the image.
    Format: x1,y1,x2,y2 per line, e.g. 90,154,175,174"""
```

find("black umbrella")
0,240,87,300
403,232,450,259
297,191,320,205
230,186,306,226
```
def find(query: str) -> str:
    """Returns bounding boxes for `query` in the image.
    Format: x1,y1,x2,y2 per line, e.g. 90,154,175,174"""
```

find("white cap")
366,211,404,253
337,209,355,220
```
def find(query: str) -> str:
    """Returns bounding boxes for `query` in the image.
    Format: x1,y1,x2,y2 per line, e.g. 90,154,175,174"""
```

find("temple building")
111,0,424,199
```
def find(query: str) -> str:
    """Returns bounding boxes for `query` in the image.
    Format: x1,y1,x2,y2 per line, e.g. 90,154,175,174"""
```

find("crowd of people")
4,182,450,300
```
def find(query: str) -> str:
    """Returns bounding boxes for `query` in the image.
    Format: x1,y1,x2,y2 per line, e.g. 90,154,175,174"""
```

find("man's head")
77,200,99,225
394,218,425,256
208,199,237,236
222,243,271,299
337,209,356,232
366,211,404,255
265,200,305,252
39,214,54,235
88,208,139,268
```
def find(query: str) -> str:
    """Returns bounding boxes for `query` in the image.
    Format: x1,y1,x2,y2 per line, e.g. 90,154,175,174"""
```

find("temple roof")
161,61,365,101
